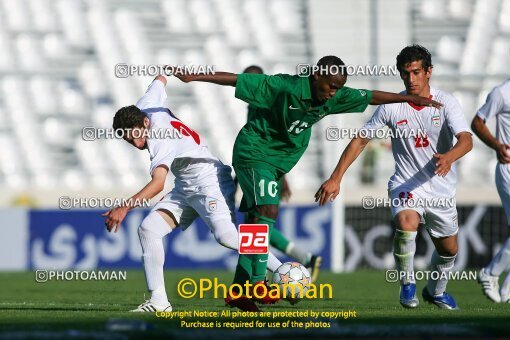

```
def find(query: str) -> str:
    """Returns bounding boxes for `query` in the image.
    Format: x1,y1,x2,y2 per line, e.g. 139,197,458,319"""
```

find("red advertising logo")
238,224,269,254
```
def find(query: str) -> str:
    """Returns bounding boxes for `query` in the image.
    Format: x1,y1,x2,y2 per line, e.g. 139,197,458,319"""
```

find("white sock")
139,212,172,306
501,271,510,301
267,252,282,272
488,236,510,276
393,229,417,285
211,219,238,251
427,251,456,296
285,242,311,266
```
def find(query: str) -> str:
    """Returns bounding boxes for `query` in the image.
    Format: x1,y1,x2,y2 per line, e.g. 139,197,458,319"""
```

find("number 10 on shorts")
238,224,269,254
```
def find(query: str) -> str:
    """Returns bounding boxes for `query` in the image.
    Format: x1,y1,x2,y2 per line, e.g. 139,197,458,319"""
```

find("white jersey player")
103,75,282,312
315,45,472,310
472,78,510,303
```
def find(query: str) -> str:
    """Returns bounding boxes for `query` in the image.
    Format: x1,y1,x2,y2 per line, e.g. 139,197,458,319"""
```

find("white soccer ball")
271,262,311,303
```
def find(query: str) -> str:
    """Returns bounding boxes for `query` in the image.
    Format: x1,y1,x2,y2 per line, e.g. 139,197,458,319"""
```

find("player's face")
312,73,346,104
400,60,432,96
124,117,149,150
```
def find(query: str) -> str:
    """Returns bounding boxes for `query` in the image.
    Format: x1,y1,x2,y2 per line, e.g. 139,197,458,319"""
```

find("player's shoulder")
376,90,407,111
496,78,510,90
431,88,461,107
491,79,510,96
271,73,299,85
147,110,172,128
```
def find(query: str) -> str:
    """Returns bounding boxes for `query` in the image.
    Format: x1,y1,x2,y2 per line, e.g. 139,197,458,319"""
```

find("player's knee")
255,205,279,220
211,220,238,250
395,214,419,232
139,212,172,239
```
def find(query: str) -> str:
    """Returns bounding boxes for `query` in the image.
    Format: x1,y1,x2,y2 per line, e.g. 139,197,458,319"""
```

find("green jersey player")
241,65,322,283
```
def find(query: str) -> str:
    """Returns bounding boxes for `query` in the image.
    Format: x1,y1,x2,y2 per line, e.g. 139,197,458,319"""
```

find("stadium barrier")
0,205,507,271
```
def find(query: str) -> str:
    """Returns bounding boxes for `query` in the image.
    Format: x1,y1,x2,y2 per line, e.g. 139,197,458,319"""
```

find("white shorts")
152,167,236,232
389,186,458,238
496,163,510,225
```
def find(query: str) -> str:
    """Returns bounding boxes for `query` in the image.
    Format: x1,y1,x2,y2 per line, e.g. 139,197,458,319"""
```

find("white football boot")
130,299,172,312
478,268,501,303
500,273,510,303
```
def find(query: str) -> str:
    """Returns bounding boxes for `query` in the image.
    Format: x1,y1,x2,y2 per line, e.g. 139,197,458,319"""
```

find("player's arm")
434,132,472,177
315,136,371,206
172,68,238,86
471,116,510,164
370,90,442,109
154,75,167,85
103,166,168,233
174,70,283,109
434,95,474,177
471,88,510,164
317,105,388,205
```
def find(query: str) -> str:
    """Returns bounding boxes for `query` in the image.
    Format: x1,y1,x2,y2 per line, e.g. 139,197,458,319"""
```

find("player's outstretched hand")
434,153,454,177
315,178,340,206
409,95,443,109
496,144,510,164
102,206,128,233
166,66,194,83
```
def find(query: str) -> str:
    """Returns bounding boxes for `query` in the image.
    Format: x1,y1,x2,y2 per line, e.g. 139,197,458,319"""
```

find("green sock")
270,228,290,253
233,254,252,291
251,214,276,283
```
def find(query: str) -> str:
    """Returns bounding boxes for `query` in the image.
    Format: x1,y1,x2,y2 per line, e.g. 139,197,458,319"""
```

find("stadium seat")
460,0,499,75
421,0,447,19
487,38,510,74
500,0,510,33
436,36,464,64
1,0,30,30
449,0,473,20
29,0,58,31
55,0,90,48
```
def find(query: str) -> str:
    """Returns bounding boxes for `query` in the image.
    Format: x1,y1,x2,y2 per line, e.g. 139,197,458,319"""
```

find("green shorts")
234,166,285,212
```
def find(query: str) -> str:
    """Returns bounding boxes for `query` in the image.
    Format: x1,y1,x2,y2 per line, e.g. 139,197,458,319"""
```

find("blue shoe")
422,287,459,310
399,283,419,308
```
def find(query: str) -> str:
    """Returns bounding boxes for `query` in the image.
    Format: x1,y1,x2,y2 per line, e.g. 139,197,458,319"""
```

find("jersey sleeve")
445,94,471,136
476,87,504,123
136,79,167,111
235,73,286,109
148,139,176,175
360,105,388,139
329,87,373,114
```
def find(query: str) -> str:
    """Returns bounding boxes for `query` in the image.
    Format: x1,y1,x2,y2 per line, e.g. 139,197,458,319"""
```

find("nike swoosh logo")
259,259,268,263
289,105,300,110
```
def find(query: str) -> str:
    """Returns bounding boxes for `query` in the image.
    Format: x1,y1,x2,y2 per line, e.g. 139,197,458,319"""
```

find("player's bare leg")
132,209,175,312
422,234,459,310
394,210,420,308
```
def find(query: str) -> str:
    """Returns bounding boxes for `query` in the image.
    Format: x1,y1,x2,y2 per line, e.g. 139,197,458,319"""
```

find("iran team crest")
432,113,441,127
207,199,217,212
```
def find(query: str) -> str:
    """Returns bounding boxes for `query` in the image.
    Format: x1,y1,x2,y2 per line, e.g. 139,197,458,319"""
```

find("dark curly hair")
112,105,147,132
243,65,263,74
317,55,346,77
396,45,433,73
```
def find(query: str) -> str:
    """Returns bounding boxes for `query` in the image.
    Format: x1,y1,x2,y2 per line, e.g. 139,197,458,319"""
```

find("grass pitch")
0,270,508,338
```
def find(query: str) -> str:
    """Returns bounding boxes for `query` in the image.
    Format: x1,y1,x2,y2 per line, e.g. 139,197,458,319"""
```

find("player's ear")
144,117,150,128
425,66,432,79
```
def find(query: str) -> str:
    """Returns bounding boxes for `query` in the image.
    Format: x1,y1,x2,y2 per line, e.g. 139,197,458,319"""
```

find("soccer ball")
271,262,311,303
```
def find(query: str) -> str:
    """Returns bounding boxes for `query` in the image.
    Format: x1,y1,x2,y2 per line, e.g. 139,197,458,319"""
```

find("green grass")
0,270,509,337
